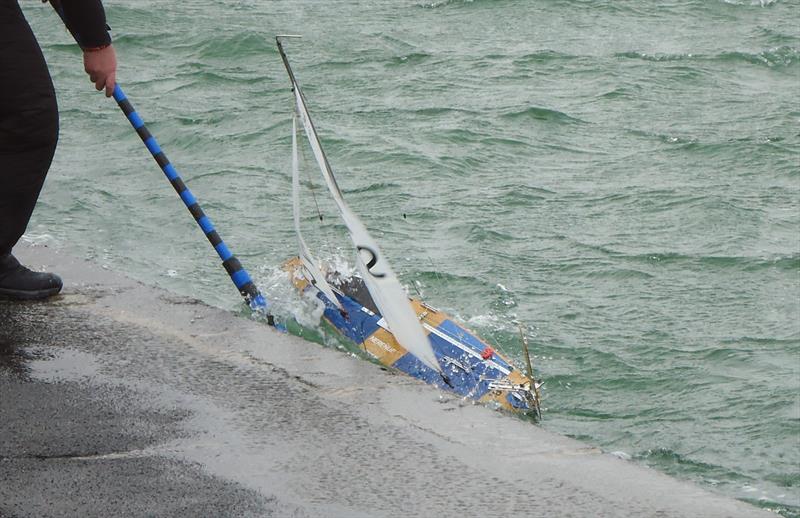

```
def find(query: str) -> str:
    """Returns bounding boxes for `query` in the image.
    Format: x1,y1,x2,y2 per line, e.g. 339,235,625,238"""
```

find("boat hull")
284,257,538,415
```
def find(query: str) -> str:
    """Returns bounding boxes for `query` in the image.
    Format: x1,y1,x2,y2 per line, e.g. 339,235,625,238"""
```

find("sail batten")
280,40,441,373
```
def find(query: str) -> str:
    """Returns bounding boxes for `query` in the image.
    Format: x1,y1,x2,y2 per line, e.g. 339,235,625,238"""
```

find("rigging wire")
296,107,341,266
295,104,324,223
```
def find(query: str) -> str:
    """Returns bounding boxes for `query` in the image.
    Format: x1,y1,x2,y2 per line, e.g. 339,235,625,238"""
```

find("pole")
51,3,276,325
111,86,273,321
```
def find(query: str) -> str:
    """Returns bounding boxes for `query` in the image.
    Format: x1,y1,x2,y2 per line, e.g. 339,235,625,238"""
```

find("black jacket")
55,0,111,48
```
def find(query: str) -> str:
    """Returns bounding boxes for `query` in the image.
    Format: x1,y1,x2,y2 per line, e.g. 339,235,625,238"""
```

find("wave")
429,127,486,144
617,46,798,68
481,136,531,148
615,51,699,62
404,106,481,117
416,0,488,8
626,130,799,156
583,268,655,280
718,336,800,347
718,0,778,6
764,471,800,489
310,50,438,70
548,259,657,281
596,86,640,100
623,252,800,272
413,270,493,291
576,192,636,205
719,47,798,67
636,448,744,480
341,182,400,195
554,236,800,273
385,52,433,67
533,0,655,15
188,33,275,60
696,347,758,363
502,106,588,125
425,128,531,149
495,184,558,204
464,225,515,243
512,49,580,66
755,26,800,47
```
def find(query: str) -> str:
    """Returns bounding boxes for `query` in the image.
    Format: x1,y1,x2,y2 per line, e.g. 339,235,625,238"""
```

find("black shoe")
0,254,63,300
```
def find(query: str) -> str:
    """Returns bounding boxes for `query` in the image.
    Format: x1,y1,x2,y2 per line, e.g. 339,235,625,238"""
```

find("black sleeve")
60,0,111,49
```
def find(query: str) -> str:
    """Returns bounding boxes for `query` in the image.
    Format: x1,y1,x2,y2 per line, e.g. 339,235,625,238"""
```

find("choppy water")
22,0,799,514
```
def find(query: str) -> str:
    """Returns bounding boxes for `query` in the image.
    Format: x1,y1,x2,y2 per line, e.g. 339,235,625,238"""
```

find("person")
0,0,117,300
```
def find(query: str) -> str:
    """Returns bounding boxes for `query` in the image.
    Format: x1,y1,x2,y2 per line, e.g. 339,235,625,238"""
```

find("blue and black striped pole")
111,85,274,324
51,4,275,324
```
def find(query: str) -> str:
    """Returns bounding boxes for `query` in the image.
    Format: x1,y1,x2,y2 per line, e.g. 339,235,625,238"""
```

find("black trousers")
0,0,59,256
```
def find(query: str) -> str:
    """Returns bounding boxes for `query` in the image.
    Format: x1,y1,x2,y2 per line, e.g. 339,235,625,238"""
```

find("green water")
22,0,799,514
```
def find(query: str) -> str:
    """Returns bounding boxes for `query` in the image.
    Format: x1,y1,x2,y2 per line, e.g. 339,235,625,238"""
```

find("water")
21,0,799,514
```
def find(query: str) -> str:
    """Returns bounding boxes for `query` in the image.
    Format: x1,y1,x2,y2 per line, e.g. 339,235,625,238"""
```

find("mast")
276,37,442,373
276,36,346,198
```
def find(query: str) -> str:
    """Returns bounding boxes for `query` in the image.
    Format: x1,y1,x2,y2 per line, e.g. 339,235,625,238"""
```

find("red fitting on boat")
481,347,494,360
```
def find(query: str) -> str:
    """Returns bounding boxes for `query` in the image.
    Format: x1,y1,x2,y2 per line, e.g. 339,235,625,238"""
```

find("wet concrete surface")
0,244,774,517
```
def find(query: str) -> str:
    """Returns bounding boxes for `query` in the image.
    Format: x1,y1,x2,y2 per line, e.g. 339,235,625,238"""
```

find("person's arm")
55,0,118,96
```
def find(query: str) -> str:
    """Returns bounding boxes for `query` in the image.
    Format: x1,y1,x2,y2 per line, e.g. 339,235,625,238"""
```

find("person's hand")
83,45,117,97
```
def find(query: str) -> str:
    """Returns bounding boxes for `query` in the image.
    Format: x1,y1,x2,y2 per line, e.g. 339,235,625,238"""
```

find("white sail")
291,112,344,311
291,86,441,374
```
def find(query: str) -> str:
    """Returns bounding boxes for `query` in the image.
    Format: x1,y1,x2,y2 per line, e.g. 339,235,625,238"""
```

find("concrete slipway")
0,244,772,517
